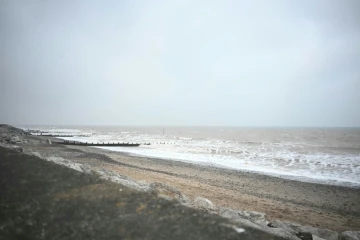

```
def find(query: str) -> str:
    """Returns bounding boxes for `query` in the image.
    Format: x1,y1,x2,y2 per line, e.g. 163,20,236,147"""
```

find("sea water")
20,126,360,187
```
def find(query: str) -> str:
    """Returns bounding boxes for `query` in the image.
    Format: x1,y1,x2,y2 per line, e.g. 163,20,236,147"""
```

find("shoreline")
54,130,360,189
1,125,360,235
96,147,360,189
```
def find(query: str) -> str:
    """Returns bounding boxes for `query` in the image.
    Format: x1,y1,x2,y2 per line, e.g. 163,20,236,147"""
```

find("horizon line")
9,124,360,128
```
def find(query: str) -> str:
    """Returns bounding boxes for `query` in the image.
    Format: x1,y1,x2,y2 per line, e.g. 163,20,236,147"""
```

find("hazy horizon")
1,0,360,127
16,124,360,129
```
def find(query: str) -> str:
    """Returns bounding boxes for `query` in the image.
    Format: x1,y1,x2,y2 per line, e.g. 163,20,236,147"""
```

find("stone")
219,207,268,226
46,156,84,172
80,164,93,174
30,152,43,158
268,222,276,227
217,207,265,231
270,220,338,240
232,217,263,230
10,136,21,143
192,197,216,210
296,232,313,240
312,235,326,240
149,182,190,204
15,147,23,153
96,170,151,192
263,227,301,240
339,231,360,240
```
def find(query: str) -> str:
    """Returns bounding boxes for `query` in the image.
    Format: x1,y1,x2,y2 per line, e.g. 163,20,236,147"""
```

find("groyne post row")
30,133,90,137
57,141,150,147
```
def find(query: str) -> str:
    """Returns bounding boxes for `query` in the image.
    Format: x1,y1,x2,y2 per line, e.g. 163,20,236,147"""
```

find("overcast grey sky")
1,0,359,126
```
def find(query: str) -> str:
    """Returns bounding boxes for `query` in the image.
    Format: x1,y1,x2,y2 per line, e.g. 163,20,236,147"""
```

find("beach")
2,125,358,234
1,124,360,240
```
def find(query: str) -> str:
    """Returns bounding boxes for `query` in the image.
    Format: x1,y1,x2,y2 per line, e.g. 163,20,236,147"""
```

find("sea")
19,126,360,187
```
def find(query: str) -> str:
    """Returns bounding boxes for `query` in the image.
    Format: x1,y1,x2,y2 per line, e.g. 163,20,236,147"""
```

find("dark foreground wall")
0,147,283,240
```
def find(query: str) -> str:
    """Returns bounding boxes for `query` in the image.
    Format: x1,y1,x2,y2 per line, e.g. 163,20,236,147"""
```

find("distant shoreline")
15,124,360,128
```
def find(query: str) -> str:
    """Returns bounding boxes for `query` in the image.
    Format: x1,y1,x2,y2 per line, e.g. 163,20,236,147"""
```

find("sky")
1,0,359,127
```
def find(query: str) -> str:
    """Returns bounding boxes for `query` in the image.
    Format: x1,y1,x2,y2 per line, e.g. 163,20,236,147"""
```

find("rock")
268,222,276,227
192,197,216,211
263,227,301,240
270,220,338,240
46,156,84,172
219,207,268,226
296,232,313,240
10,136,21,144
30,152,43,158
312,235,326,240
96,170,151,192
14,146,23,153
219,208,262,230
149,182,190,204
232,218,263,230
80,164,93,174
47,139,52,144
339,231,360,240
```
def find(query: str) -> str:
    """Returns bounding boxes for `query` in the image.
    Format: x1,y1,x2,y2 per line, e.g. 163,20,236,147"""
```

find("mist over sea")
21,126,360,187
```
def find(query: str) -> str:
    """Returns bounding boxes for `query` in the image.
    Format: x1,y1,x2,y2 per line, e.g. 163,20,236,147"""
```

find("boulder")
312,235,326,240
219,207,268,226
46,156,84,172
96,170,151,192
80,164,93,174
339,231,360,240
270,220,338,240
30,152,43,158
296,232,313,240
14,146,23,153
192,197,216,211
149,182,189,204
263,227,301,240
237,218,263,230
10,136,21,143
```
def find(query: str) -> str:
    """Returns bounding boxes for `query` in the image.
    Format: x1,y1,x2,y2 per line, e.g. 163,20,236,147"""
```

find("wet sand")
29,139,360,232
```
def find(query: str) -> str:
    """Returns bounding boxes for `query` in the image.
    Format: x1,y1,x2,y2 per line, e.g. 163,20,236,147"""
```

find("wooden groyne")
32,134,74,137
56,140,149,147
30,133,91,137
